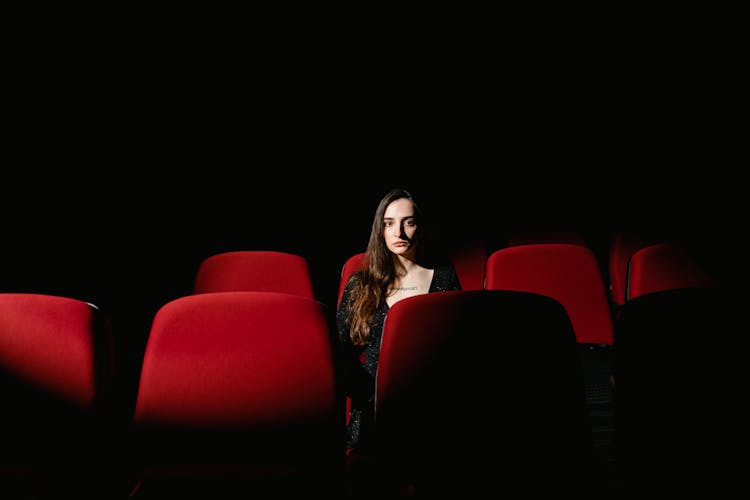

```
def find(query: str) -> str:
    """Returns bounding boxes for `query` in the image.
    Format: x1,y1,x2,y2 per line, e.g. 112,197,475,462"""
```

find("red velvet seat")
0,293,117,498
608,232,652,307
130,291,343,497
626,242,715,301
193,250,315,298
613,286,731,494
485,244,614,345
336,245,487,437
373,290,591,496
484,243,616,481
448,240,487,290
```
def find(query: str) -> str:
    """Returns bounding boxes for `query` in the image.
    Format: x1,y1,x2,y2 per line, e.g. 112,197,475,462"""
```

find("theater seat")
0,293,117,498
335,245,486,439
129,291,343,497
608,232,652,307
484,244,616,482
447,240,487,290
372,290,592,496
613,286,732,494
193,250,315,298
485,244,613,345
626,242,715,301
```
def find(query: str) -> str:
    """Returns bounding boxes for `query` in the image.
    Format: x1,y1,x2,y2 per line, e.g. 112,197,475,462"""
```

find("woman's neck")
395,255,421,277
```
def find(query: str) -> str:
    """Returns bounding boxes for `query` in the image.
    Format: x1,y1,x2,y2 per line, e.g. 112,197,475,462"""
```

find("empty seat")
129,291,343,497
373,290,593,496
626,242,715,301
447,240,487,290
192,250,315,298
608,232,652,307
0,293,118,498
485,244,616,482
613,286,733,494
485,244,614,345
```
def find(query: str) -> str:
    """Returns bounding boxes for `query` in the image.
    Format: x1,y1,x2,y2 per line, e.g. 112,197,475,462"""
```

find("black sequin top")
336,265,461,451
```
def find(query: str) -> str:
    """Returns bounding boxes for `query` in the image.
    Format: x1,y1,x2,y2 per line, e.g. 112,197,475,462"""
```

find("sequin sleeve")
430,264,462,292
336,273,359,345
335,273,373,401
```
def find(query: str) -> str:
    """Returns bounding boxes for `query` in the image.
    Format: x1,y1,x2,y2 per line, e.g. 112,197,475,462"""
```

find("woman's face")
383,198,417,256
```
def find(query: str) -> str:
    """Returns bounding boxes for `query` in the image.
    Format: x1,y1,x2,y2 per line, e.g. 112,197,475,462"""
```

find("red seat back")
135,291,335,427
193,251,315,298
375,290,589,495
132,291,342,495
608,232,652,306
0,293,116,496
627,242,715,301
449,241,487,290
0,293,114,408
485,243,614,345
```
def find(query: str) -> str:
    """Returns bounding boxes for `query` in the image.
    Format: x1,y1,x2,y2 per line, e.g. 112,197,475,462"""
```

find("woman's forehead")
384,198,414,218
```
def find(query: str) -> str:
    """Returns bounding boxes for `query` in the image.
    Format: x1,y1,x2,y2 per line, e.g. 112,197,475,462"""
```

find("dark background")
2,23,741,417
2,162,736,405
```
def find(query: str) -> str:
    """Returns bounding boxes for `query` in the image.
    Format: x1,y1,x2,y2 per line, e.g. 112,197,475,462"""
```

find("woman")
336,187,461,454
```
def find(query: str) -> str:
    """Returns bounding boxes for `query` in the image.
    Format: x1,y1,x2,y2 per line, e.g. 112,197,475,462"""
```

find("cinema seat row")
0,236,722,497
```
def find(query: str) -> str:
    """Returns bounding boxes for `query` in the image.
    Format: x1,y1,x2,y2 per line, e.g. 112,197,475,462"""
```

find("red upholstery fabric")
449,241,487,290
0,293,118,497
337,245,486,429
131,291,343,496
613,285,737,494
373,290,590,495
485,243,614,345
627,242,715,301
0,293,111,407
608,233,651,306
134,292,336,427
193,251,315,298
376,292,468,414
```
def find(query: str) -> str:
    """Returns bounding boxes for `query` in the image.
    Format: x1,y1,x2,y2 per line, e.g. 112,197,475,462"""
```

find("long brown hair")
346,188,423,345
